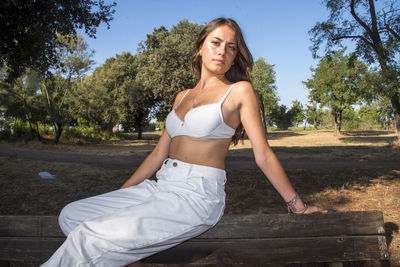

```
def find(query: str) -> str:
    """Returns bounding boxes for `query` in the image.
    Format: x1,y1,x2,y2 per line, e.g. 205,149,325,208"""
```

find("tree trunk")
334,111,342,136
33,122,44,143
137,124,143,140
391,93,400,145
25,113,44,142
54,123,63,144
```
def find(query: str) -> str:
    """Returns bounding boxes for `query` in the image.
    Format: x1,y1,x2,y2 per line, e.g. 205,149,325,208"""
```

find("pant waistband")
162,158,226,183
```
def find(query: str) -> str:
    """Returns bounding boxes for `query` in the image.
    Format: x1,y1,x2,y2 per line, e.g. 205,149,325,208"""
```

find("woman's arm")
235,81,325,214
121,130,171,188
121,89,189,189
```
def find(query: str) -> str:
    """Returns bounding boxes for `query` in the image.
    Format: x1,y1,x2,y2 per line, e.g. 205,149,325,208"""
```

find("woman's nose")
217,44,226,55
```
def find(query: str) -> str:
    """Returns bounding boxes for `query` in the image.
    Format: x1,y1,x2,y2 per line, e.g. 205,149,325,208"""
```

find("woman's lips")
213,59,225,64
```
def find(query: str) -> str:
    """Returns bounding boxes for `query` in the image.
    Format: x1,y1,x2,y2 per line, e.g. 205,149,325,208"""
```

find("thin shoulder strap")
219,83,235,104
176,89,190,106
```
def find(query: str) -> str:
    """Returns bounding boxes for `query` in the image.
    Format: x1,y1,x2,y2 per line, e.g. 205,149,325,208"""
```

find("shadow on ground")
339,131,397,144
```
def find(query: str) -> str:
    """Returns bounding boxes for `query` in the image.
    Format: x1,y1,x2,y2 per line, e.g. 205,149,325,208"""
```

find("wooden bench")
0,211,389,266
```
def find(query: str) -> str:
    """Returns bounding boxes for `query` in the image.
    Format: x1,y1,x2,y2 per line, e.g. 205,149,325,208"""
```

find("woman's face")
200,25,238,76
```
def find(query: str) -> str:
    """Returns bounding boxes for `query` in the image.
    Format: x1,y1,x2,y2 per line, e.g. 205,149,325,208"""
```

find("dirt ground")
0,130,399,266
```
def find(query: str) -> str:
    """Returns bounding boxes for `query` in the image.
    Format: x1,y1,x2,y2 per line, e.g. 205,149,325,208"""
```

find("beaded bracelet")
286,193,308,214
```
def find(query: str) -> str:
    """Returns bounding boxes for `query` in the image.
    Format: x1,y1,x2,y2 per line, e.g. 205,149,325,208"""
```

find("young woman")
42,18,326,267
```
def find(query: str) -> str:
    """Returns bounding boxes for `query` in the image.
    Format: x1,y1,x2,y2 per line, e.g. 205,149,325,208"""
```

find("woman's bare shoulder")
232,81,256,100
176,89,190,98
233,81,254,94
172,89,191,107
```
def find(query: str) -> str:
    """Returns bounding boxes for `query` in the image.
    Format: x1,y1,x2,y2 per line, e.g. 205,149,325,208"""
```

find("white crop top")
165,84,236,139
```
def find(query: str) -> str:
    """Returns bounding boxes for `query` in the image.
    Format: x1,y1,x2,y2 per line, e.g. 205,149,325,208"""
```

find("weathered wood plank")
145,236,389,264
0,216,61,237
0,211,389,265
0,237,64,262
0,211,385,238
0,236,389,264
202,211,385,239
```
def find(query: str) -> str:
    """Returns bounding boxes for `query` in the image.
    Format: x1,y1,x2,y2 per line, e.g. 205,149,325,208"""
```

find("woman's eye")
211,41,219,45
229,46,236,51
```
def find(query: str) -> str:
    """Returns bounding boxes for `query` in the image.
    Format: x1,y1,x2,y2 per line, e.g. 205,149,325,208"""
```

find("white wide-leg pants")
41,158,226,267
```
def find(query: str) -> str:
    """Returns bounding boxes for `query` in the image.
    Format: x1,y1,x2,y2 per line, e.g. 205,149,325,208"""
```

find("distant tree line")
0,0,397,144
0,18,203,143
308,0,400,142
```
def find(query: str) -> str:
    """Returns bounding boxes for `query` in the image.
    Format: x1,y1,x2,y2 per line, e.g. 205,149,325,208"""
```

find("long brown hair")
191,18,253,145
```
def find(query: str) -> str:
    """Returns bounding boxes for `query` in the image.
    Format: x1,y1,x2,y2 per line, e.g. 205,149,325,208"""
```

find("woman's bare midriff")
168,136,232,169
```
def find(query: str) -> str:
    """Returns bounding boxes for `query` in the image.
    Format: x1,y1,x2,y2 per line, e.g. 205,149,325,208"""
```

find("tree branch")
333,35,373,47
368,0,379,33
383,26,400,41
350,0,373,36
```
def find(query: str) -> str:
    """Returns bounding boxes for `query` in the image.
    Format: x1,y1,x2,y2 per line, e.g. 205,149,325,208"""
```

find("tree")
76,52,154,139
376,97,395,129
0,0,115,80
290,100,306,127
342,106,361,130
357,104,381,130
271,105,294,130
309,0,400,143
0,69,45,140
136,20,202,121
40,34,94,143
303,49,367,136
77,55,127,135
251,58,279,132
304,101,323,130
119,53,155,139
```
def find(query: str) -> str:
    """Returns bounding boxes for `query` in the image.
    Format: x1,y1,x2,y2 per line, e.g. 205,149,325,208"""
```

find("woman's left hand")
301,205,332,214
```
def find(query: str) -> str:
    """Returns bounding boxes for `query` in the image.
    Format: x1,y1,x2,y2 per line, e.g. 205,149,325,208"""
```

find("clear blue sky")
81,0,330,107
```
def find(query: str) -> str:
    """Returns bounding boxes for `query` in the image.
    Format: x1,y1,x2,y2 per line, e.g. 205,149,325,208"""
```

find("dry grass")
0,130,399,265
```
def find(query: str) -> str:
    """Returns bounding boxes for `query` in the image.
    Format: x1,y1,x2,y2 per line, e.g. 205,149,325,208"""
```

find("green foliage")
9,118,35,142
290,100,306,127
357,98,395,130
251,58,279,131
155,121,165,130
339,103,395,131
357,105,379,130
0,0,115,80
341,106,360,130
124,53,156,138
271,105,294,130
307,101,395,132
270,101,307,130
309,0,400,71
41,34,94,143
376,98,395,130
320,109,334,129
303,48,368,135
309,0,400,141
0,33,94,143
136,20,203,121
76,52,154,139
62,125,102,143
41,74,74,143
54,34,94,78
0,69,45,140
304,102,324,129
77,57,127,134
0,107,11,139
